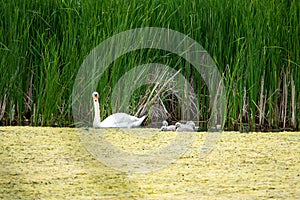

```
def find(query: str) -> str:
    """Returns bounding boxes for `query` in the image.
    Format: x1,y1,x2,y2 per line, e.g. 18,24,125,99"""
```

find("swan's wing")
100,113,145,128
129,115,146,127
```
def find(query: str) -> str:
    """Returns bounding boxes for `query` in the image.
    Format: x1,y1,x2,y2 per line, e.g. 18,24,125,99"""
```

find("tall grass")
0,0,299,130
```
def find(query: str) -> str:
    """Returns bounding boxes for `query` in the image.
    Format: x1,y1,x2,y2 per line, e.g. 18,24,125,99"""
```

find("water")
0,127,299,199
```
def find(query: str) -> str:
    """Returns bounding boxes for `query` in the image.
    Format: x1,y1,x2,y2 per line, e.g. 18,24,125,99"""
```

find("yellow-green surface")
0,127,299,199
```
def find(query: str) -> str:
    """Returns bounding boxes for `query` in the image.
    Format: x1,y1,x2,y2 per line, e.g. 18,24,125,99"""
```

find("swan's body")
93,92,146,128
160,120,176,131
175,121,196,132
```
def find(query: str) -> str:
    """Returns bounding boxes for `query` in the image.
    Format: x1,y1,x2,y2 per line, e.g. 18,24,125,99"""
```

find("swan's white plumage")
92,92,146,128
98,113,146,128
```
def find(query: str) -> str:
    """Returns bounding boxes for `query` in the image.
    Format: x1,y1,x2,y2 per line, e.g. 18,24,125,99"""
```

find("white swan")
92,92,146,128
160,120,176,131
175,121,196,132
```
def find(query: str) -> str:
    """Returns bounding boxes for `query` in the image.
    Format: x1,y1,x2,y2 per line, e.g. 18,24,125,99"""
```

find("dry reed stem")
283,73,287,129
291,77,295,128
259,76,264,125
0,94,6,121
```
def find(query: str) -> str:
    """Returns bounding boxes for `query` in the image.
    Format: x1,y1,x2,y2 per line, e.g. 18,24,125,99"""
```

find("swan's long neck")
93,99,101,127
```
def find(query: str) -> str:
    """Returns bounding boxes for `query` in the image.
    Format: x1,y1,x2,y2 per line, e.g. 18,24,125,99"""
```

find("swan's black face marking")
93,92,99,102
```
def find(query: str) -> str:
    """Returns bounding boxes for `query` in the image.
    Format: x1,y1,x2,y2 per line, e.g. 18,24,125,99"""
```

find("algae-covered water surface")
0,127,299,199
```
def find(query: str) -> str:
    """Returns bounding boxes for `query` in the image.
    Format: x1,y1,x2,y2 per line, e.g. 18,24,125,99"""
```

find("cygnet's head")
162,120,168,126
175,122,181,128
161,126,167,131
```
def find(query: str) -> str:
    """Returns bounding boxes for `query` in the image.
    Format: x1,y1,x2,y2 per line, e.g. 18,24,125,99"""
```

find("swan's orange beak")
93,92,98,101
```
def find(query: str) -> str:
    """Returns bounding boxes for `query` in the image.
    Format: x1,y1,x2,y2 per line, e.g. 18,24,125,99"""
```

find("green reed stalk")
0,0,299,130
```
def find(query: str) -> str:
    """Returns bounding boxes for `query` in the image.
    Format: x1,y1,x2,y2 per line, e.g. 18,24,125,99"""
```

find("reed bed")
0,0,299,130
